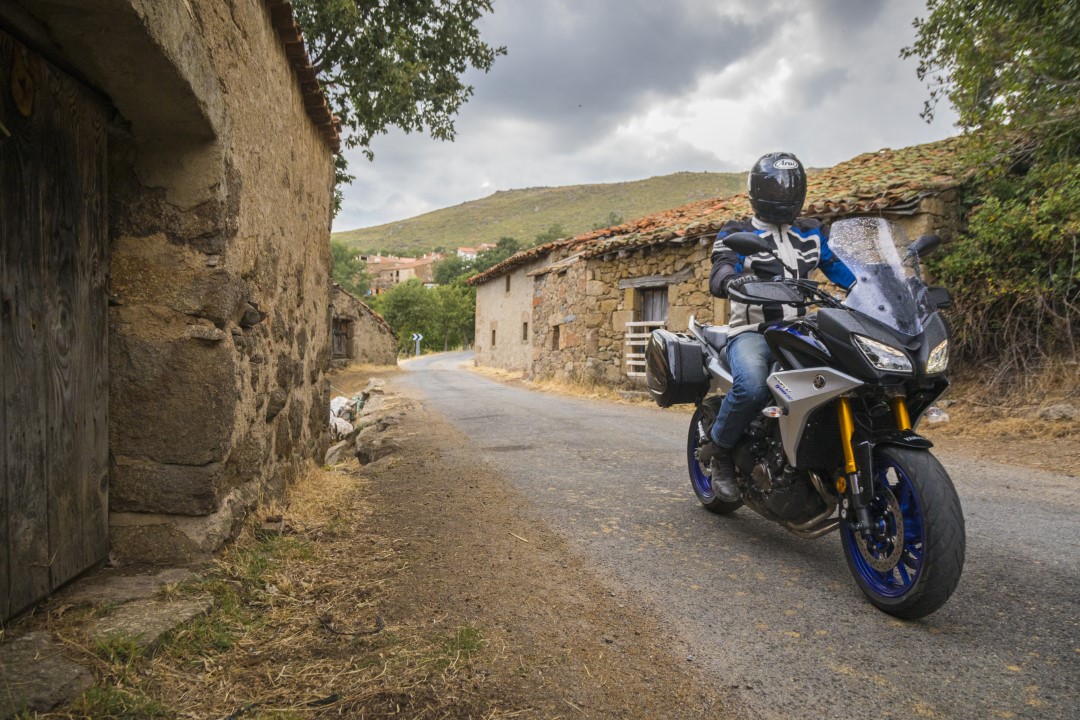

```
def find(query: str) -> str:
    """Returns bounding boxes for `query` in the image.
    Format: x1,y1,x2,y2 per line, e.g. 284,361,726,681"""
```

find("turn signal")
761,406,784,418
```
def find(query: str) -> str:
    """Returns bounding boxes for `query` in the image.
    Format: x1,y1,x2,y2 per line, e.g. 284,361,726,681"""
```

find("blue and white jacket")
709,216,856,336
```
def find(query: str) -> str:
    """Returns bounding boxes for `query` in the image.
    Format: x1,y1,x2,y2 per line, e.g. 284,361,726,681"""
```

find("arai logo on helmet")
773,159,800,170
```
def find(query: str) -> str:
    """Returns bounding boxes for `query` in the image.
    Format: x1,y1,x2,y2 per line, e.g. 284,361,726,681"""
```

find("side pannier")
645,329,709,407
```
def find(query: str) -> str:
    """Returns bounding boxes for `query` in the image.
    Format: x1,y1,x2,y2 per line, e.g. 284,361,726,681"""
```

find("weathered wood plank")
1,34,51,615
1,31,108,618
0,50,8,620
617,268,695,290
36,37,109,591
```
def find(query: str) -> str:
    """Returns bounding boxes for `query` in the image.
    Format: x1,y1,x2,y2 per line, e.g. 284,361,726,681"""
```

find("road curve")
397,352,1080,720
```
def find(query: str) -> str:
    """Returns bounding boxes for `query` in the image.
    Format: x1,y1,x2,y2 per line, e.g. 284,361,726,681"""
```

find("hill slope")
333,171,745,255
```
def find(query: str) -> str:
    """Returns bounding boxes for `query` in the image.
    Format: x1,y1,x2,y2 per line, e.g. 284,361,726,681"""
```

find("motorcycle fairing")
767,367,864,466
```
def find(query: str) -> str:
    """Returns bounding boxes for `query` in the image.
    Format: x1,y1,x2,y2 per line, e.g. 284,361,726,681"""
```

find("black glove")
723,271,758,296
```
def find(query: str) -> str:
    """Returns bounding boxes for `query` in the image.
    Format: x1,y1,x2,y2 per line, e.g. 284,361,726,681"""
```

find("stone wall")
6,0,336,562
532,242,726,385
331,286,398,367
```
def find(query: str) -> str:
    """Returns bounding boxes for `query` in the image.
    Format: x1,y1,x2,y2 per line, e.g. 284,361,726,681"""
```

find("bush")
929,161,1080,377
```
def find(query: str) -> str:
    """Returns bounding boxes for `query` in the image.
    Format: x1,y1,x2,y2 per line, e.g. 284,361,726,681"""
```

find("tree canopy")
903,0,1080,160
372,278,475,353
292,0,506,209
331,240,370,297
905,1,1080,380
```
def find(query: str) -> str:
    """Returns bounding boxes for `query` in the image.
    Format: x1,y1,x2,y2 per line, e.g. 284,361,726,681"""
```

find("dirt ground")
306,364,731,718
30,362,1077,719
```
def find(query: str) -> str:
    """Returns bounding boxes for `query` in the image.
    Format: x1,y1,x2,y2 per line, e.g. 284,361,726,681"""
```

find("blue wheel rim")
844,458,926,598
688,413,715,500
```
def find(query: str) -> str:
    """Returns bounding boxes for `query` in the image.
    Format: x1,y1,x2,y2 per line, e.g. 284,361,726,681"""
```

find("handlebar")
727,277,845,309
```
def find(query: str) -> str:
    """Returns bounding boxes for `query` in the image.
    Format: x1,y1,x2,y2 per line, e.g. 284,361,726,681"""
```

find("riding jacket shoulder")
709,216,856,335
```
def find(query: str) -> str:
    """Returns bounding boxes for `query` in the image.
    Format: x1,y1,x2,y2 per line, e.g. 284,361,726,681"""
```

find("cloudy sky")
333,0,958,232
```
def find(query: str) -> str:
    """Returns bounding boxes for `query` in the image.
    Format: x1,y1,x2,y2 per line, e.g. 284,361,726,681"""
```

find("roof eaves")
263,0,341,153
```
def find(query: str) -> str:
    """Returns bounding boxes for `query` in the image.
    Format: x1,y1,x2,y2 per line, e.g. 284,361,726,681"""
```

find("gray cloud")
335,0,956,231
465,0,775,145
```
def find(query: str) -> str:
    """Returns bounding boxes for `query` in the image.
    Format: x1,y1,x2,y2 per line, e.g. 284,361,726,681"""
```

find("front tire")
687,406,742,515
841,446,965,619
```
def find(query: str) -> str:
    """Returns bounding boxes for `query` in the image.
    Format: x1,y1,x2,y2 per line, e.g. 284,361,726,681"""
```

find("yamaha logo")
774,159,799,170
813,374,826,389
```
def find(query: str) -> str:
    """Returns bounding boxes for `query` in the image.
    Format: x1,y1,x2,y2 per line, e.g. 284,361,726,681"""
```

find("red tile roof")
468,137,970,285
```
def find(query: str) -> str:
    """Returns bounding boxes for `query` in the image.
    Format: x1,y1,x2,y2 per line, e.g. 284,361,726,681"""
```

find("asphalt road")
398,351,1080,720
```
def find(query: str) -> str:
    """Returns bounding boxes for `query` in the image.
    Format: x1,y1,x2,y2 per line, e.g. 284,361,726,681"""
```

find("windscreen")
828,217,930,336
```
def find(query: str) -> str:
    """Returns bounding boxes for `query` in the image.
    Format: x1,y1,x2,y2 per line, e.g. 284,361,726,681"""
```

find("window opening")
640,287,669,323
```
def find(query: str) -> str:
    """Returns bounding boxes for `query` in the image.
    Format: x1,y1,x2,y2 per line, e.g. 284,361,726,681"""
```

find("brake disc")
855,486,905,572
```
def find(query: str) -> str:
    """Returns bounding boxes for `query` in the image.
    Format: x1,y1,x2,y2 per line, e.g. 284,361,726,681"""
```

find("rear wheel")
841,446,965,619
687,405,742,515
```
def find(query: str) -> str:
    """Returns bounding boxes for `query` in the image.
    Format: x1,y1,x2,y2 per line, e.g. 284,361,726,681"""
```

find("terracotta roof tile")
468,137,969,285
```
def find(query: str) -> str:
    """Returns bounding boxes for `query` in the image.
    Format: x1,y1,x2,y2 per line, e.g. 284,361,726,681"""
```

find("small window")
505,275,511,292
491,329,497,346
522,322,529,341
640,287,669,323
551,325,560,350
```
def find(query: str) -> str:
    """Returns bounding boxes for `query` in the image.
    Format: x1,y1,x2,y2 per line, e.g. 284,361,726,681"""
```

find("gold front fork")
837,397,857,476
891,396,912,431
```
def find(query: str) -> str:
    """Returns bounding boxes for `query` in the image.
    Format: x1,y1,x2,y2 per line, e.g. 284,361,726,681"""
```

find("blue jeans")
709,332,775,449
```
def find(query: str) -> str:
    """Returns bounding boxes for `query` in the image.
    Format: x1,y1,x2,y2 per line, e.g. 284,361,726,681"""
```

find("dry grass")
42,465,501,719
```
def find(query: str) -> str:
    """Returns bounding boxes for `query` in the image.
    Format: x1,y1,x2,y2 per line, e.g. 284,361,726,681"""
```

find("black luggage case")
645,329,710,407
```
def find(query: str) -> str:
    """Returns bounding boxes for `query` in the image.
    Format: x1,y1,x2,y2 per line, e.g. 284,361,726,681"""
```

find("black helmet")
748,152,806,225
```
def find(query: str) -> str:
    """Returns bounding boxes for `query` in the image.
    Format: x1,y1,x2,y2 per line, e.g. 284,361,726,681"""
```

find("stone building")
330,285,398,367
470,138,969,385
365,252,444,294
1,0,337,618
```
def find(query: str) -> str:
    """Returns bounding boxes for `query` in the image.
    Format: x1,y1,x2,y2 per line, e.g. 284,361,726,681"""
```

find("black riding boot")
709,446,740,503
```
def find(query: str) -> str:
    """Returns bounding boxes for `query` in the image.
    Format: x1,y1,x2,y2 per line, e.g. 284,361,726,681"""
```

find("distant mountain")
332,171,746,256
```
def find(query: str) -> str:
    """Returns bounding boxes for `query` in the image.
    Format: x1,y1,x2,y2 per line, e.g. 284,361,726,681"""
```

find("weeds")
40,465,494,718
71,686,171,719
434,625,485,670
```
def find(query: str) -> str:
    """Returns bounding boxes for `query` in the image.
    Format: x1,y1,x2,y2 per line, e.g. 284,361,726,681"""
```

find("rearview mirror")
926,286,952,309
907,234,942,259
722,232,771,256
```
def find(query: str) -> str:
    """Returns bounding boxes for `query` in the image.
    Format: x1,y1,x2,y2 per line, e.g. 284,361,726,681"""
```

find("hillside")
332,171,745,255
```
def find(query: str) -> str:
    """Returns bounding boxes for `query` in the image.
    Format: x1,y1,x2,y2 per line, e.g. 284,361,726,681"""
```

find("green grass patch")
162,612,236,661
92,632,145,666
432,625,484,670
73,685,172,719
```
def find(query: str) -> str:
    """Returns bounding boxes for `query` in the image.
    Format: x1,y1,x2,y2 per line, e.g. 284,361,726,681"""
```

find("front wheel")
687,406,742,515
841,446,965,619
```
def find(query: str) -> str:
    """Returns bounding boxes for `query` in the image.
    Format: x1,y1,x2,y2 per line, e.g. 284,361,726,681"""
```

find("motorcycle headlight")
926,339,949,374
853,334,913,374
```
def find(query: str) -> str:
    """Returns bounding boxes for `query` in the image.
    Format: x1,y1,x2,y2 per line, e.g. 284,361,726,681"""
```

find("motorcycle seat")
701,325,729,350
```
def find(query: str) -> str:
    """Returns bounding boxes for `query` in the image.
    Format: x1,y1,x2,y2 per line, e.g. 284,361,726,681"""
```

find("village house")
456,243,496,261
330,284,398,366
469,139,969,385
1,0,338,619
363,252,444,294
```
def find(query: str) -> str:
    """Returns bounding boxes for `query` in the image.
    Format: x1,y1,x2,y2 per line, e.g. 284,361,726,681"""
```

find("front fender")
872,429,934,451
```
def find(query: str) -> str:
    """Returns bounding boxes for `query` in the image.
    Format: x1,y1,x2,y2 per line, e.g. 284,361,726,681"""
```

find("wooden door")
1,32,109,619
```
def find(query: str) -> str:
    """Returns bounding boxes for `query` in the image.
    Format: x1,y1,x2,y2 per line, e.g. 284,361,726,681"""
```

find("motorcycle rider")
704,152,855,502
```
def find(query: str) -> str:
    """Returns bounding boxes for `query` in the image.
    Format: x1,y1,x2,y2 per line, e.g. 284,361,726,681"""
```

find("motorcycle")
645,216,964,619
